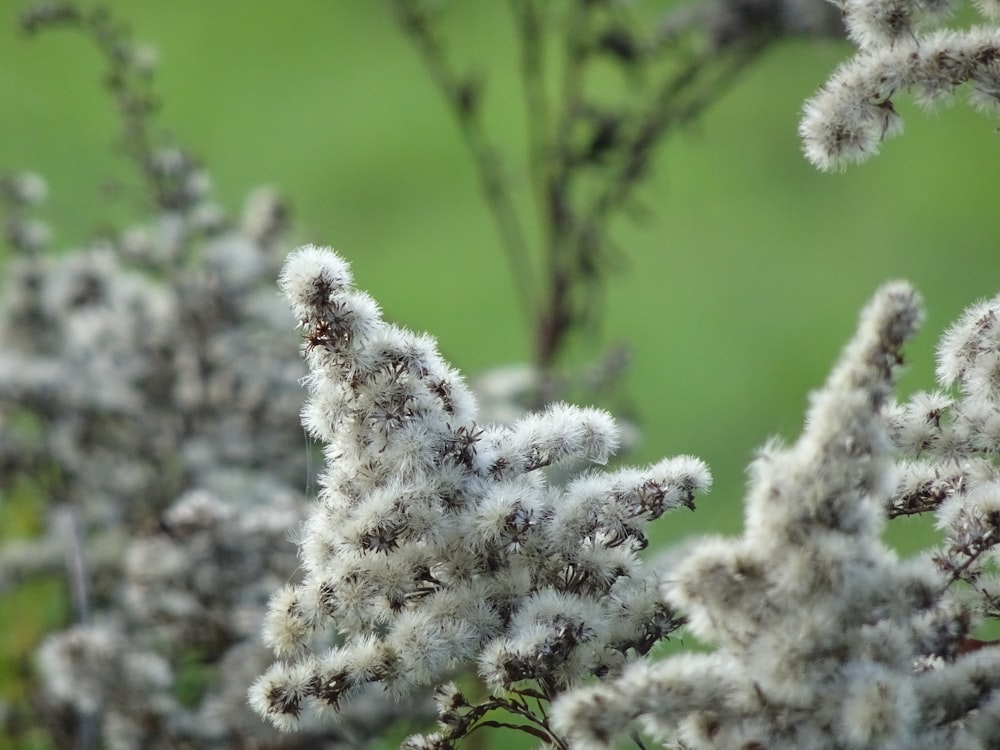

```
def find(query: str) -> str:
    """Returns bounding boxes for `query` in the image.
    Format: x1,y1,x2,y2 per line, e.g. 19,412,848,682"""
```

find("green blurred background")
1,1,998,748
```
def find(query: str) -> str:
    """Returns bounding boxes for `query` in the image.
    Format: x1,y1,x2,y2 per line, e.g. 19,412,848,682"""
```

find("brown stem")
391,0,537,330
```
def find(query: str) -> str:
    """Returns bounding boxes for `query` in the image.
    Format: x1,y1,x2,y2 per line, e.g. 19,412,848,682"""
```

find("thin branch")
509,0,549,209
535,1,590,368
52,504,99,750
586,37,768,227
391,0,537,326
53,504,90,625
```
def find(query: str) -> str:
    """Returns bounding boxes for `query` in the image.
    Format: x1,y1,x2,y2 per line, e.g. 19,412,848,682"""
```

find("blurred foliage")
1,1,998,748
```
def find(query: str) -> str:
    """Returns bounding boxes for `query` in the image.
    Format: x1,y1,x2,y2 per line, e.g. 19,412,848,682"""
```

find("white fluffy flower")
253,247,712,731
801,0,1000,170
554,283,1000,748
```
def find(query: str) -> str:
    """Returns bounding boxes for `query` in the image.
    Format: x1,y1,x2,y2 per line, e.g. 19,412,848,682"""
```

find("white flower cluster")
0,181,305,542
552,283,1000,748
800,0,1000,170
887,292,1000,625
250,246,712,733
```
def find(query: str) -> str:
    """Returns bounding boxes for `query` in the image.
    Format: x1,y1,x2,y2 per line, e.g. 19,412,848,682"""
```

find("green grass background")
1,1,998,748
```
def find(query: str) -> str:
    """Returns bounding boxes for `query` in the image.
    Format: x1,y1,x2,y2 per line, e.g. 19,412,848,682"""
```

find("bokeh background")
1,1,998,748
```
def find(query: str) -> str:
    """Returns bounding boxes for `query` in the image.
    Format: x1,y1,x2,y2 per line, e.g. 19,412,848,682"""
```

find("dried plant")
392,0,841,372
